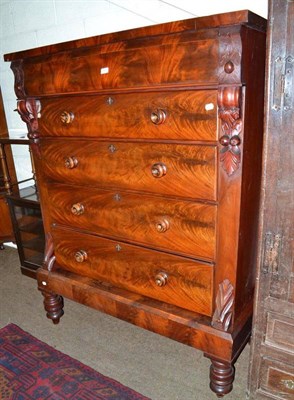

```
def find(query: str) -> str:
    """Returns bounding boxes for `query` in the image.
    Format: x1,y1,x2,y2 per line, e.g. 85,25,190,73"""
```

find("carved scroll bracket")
10,61,42,156
212,279,234,331
43,232,56,272
16,98,41,157
11,60,26,99
16,98,41,134
218,87,242,176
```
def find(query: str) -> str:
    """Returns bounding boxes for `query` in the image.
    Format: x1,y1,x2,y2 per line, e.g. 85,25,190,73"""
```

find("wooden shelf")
23,236,45,253
18,219,43,235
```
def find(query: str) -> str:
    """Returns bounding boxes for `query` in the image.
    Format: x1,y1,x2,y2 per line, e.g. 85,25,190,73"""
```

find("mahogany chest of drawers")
5,10,266,397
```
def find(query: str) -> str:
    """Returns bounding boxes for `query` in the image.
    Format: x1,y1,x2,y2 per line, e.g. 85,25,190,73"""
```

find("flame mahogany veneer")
4,10,266,397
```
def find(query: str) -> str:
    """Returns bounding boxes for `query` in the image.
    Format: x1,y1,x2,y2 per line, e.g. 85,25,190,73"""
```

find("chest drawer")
39,90,217,141
259,358,294,399
265,312,294,355
41,140,217,201
48,183,217,261
22,38,219,95
51,226,213,316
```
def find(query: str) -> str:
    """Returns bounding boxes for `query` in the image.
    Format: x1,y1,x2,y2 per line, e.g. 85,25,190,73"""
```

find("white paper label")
205,103,214,111
100,67,109,75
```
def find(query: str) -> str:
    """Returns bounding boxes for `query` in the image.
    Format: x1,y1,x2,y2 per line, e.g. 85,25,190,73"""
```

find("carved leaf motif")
220,148,241,176
218,88,242,176
212,279,234,331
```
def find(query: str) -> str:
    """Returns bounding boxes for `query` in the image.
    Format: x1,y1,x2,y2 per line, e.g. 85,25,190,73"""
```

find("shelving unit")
6,186,45,278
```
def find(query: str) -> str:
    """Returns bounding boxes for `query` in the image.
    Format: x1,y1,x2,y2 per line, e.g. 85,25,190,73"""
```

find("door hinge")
262,232,282,274
272,55,293,111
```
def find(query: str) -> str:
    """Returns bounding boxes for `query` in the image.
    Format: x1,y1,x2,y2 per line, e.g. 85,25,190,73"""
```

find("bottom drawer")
51,226,213,316
259,358,294,399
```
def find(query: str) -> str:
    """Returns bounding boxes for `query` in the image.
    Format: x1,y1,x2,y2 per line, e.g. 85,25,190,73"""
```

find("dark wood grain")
37,265,256,362
0,198,14,243
40,140,217,201
37,267,225,355
233,25,266,315
248,1,294,398
209,359,235,397
21,39,219,96
48,183,217,261
214,22,266,328
6,9,267,398
258,358,294,399
39,90,217,141
51,226,214,316
4,11,266,62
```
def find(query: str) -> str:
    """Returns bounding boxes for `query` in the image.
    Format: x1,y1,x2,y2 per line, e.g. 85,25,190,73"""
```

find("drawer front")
51,227,213,316
48,183,217,261
23,39,218,95
260,358,294,399
41,140,217,201
265,312,294,355
39,90,217,141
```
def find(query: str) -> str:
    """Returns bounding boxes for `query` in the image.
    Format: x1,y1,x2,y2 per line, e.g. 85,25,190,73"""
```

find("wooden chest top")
4,10,266,98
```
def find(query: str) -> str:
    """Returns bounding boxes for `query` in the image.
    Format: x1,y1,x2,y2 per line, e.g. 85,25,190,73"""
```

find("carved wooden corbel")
212,279,234,331
16,98,41,157
16,98,41,134
11,60,26,98
218,87,242,176
43,232,56,272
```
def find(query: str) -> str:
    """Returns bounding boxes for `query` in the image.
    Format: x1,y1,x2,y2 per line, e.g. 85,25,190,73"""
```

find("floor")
0,246,250,399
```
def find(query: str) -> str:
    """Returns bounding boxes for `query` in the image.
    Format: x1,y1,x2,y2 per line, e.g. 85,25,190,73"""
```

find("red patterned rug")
0,324,150,399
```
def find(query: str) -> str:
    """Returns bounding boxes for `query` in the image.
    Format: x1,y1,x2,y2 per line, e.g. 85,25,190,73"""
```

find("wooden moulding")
4,11,266,62
37,267,251,363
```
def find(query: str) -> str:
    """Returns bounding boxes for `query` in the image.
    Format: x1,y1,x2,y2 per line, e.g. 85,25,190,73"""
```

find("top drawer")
22,39,219,95
38,90,217,141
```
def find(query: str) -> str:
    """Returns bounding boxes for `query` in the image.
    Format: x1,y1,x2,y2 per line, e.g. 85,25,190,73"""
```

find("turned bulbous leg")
41,291,64,324
209,359,235,397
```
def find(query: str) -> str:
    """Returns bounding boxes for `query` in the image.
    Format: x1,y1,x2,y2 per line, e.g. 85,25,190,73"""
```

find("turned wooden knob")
75,250,87,263
64,156,78,169
155,219,170,233
151,162,167,178
71,203,84,215
155,272,168,287
60,111,74,124
151,109,166,125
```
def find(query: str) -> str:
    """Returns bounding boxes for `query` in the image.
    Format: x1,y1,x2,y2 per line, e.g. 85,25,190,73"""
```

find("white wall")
0,0,268,186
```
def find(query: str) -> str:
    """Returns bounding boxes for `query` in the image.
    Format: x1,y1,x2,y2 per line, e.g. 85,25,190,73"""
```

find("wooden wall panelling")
247,0,294,399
